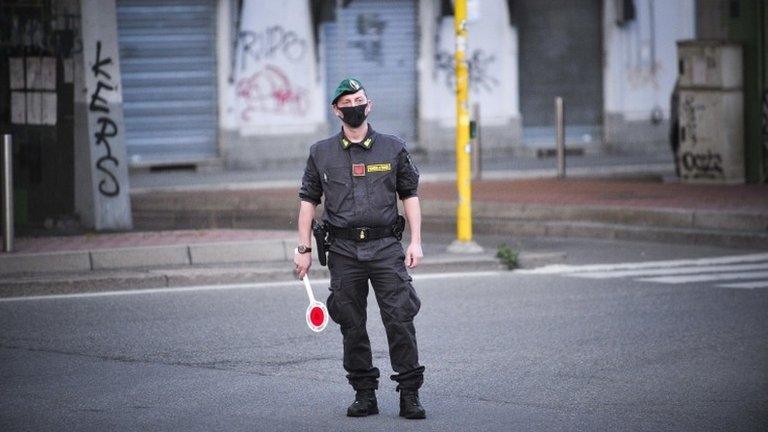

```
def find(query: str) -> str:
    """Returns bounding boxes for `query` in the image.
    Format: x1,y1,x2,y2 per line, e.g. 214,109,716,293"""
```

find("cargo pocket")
367,165,396,208
396,270,421,321
326,278,357,328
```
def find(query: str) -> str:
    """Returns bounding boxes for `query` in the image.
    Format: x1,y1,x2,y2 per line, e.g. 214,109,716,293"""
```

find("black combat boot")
399,388,426,419
346,389,379,417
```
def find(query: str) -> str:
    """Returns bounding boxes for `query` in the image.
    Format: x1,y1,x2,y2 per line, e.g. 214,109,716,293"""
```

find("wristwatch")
297,244,312,254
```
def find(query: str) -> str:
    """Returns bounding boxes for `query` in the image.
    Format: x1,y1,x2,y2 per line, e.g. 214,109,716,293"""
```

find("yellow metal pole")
454,0,472,242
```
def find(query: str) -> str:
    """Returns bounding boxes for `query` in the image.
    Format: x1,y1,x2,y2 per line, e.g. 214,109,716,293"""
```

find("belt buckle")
356,227,368,241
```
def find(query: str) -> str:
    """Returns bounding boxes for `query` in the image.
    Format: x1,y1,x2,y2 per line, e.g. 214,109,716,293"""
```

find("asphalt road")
1,240,767,431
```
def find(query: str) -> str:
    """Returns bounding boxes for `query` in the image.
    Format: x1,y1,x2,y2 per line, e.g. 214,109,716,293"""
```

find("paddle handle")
302,275,316,303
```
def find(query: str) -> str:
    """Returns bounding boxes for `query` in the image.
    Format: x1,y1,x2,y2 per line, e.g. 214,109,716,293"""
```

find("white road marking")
717,281,768,289
569,262,768,279
638,271,768,284
0,271,506,303
515,253,768,275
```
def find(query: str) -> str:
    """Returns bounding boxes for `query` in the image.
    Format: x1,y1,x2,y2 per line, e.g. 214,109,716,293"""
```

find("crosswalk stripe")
638,271,768,284
570,262,768,279
717,281,768,289
515,253,768,275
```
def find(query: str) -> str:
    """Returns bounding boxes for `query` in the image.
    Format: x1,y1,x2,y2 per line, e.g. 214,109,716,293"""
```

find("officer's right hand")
294,251,312,279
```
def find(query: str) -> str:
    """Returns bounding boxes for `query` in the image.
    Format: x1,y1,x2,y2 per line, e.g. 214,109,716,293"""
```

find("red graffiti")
236,65,308,120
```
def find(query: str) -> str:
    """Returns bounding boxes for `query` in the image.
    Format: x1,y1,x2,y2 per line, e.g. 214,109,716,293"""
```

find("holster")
393,215,406,241
312,219,330,266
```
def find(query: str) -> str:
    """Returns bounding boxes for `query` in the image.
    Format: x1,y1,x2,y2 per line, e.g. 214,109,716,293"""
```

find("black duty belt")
327,224,395,242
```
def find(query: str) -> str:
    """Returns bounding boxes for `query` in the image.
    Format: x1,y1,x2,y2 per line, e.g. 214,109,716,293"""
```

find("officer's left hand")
405,242,423,269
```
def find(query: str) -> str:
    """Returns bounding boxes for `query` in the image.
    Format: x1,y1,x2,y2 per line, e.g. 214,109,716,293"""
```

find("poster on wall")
11,91,26,124
26,57,42,89
41,57,57,90
42,92,57,125
10,58,25,89
26,92,43,124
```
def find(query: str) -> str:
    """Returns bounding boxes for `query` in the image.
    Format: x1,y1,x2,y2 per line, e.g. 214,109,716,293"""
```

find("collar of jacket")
340,125,375,150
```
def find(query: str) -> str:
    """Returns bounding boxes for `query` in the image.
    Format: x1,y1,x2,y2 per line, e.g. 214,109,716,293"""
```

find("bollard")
2,134,13,252
555,97,566,178
471,103,482,181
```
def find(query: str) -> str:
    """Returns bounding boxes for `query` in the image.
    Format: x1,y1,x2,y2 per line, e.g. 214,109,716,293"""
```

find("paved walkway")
421,178,768,212
3,177,766,258
0,229,295,255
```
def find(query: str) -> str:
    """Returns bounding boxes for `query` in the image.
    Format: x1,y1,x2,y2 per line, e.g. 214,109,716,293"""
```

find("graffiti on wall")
88,41,121,197
236,65,308,120
435,49,499,92
680,150,723,179
235,24,310,120
237,26,308,71
679,94,724,180
349,13,386,65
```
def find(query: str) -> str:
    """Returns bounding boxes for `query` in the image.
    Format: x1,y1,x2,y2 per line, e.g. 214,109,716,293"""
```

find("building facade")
1,0,765,229
102,0,703,169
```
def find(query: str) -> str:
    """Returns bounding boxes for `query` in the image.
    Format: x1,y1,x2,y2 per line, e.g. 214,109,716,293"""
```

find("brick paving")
420,178,768,213
3,178,766,257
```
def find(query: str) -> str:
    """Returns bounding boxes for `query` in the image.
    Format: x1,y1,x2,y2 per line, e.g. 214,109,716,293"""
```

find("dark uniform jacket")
299,125,419,261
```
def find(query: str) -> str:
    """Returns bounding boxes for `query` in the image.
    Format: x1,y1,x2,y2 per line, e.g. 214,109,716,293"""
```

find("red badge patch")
352,163,366,177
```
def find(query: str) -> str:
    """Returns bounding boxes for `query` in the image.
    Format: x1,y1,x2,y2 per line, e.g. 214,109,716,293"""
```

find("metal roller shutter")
323,0,418,143
517,0,603,146
116,0,218,165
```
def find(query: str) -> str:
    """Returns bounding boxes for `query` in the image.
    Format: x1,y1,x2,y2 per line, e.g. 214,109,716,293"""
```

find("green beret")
331,78,365,105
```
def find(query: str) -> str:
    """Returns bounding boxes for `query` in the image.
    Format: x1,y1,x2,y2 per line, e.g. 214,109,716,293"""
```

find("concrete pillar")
73,0,133,230
418,0,521,156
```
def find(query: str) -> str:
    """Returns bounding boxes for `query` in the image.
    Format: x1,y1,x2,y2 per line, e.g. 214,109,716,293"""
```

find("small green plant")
496,243,519,270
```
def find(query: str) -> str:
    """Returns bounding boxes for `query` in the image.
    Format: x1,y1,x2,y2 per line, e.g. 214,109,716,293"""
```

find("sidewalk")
129,167,768,248
1,153,766,296
0,229,563,297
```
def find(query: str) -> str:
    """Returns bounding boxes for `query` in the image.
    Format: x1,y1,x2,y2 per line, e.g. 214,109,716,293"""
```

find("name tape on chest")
366,163,391,173
351,163,391,177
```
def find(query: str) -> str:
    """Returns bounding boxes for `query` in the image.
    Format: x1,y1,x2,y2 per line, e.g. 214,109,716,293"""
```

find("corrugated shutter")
323,0,417,142
517,0,603,146
116,0,218,165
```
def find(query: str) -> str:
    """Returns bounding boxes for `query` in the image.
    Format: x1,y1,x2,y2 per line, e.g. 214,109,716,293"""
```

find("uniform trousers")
326,245,425,391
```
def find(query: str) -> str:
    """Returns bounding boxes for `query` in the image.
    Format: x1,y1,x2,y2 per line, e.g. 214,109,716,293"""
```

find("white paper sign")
26,92,43,125
41,57,57,90
26,57,42,90
42,92,58,125
11,91,26,124
10,58,25,89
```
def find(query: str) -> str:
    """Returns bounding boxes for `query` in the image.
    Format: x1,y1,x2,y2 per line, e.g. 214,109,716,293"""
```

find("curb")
0,252,565,298
129,188,768,249
0,239,300,276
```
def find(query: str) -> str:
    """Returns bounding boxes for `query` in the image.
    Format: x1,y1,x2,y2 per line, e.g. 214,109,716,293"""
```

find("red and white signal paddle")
302,275,328,332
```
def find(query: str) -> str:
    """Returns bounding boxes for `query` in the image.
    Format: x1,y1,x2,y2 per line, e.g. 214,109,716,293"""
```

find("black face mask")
338,104,368,128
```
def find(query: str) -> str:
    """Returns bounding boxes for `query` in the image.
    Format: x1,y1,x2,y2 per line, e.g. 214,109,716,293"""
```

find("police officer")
294,78,426,419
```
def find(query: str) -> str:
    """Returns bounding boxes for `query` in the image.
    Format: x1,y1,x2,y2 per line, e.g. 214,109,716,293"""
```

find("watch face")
298,245,310,254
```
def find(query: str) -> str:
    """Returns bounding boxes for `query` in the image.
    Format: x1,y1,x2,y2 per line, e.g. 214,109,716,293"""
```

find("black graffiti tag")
349,13,386,65
681,151,724,179
435,49,499,92
237,26,307,70
88,41,121,197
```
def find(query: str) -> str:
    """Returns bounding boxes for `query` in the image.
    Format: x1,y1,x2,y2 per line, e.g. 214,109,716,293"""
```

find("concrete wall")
74,0,132,230
603,0,695,154
418,0,521,159
219,0,326,168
